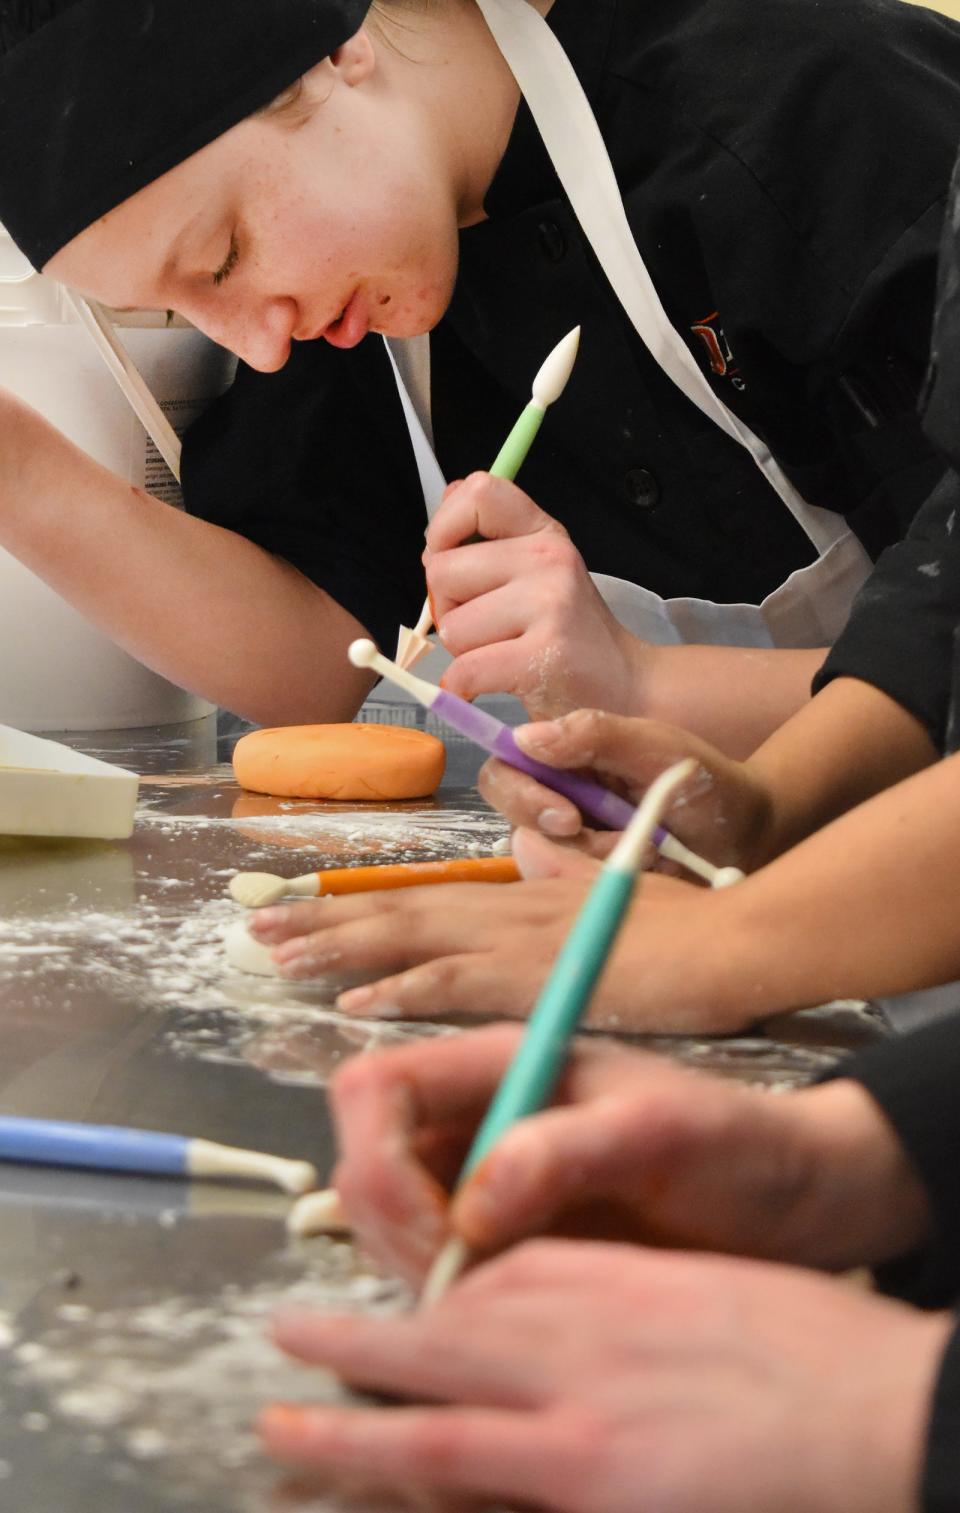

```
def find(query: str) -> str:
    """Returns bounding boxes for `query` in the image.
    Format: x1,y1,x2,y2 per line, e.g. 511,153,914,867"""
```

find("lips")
322,288,369,350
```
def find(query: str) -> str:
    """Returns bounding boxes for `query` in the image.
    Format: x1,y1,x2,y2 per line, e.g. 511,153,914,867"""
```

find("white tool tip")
420,1235,471,1308
395,622,432,671
396,634,433,673
711,865,746,889
532,326,581,407
229,872,286,909
348,638,379,670
275,1160,321,1196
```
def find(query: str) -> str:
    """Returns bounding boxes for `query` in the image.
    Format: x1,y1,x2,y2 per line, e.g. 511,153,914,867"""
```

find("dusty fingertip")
335,985,376,1014
510,826,551,878
350,1000,406,1021
257,1403,314,1444
247,908,290,937
269,1310,311,1344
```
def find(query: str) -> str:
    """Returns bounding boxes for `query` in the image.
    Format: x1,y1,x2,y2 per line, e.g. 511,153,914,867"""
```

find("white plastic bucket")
0,226,235,731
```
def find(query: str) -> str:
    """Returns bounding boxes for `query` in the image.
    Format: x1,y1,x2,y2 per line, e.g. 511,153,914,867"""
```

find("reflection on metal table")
0,701,885,1512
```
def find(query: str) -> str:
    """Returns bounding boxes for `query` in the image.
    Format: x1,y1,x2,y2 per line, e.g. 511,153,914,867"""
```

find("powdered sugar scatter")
1,797,500,1078
7,1246,408,1510
141,803,510,857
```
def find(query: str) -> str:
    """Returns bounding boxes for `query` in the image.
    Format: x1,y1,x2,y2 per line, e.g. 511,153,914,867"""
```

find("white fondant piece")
0,724,139,839
223,917,282,977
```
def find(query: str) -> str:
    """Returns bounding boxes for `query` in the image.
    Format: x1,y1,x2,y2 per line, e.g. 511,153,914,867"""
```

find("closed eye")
213,236,239,286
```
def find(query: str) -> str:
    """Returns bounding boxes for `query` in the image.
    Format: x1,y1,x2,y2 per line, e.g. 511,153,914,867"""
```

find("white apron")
387,0,873,652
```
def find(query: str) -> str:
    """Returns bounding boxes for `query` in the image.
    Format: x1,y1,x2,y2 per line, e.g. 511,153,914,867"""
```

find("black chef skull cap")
0,0,372,269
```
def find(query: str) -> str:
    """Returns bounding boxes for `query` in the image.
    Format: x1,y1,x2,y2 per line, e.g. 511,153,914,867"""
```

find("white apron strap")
385,334,447,518
473,0,864,559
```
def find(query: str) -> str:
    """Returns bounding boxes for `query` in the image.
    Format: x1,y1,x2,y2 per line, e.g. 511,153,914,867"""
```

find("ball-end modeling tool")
0,1116,318,1195
348,638,742,889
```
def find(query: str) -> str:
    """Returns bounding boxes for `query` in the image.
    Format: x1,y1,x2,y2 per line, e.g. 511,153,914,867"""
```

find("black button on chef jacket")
181,0,960,655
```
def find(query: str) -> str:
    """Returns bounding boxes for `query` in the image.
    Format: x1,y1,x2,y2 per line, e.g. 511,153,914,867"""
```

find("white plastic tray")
0,725,139,839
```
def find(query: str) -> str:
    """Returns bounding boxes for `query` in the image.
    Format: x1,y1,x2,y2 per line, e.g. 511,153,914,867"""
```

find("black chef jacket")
819,1015,960,1513
815,139,960,749
181,0,960,655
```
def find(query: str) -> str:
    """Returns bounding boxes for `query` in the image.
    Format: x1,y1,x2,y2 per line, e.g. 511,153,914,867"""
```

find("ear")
329,29,377,87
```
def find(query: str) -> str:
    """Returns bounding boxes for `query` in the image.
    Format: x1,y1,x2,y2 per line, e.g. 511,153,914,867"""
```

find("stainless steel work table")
0,704,884,1512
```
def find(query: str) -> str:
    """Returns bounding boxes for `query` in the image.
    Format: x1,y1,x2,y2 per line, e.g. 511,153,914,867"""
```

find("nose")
187,295,299,373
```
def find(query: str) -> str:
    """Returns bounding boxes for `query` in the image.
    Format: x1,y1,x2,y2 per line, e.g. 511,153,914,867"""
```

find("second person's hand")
324,1025,932,1285
478,707,775,872
247,868,758,1032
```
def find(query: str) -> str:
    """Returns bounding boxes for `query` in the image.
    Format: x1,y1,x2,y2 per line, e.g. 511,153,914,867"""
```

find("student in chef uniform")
246,146,960,1032
0,0,959,748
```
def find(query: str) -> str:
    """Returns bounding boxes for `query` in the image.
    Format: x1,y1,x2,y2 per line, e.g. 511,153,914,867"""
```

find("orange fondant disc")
232,723,446,801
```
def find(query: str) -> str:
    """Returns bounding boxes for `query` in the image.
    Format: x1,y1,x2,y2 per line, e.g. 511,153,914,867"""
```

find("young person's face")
45,33,476,372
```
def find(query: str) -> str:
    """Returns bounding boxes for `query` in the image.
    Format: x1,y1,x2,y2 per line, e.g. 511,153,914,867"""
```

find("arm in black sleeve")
925,1321,960,1513
809,198,950,558
682,0,960,559
813,141,960,751
813,466,960,752
824,1013,960,1309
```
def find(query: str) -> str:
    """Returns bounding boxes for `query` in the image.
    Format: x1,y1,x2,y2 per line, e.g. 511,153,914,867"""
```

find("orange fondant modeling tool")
229,854,519,909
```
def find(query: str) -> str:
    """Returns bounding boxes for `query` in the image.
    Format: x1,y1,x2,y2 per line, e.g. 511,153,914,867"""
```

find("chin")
384,306,446,339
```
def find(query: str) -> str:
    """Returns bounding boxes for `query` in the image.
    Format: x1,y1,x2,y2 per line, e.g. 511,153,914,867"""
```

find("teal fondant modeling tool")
419,757,698,1306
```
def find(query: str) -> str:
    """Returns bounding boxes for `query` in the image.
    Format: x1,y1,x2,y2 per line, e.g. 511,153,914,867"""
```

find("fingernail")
539,807,580,837
456,1170,507,1243
369,1002,405,1020
258,1403,312,1439
337,985,375,1013
249,907,287,933
272,939,308,963
278,959,326,982
515,721,562,755
271,1309,313,1340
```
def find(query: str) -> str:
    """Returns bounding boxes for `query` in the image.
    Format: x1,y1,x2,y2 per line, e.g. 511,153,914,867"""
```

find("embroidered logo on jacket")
691,312,746,392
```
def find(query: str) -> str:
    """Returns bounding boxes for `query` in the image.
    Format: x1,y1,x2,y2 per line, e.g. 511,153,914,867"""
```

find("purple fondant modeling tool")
347,639,743,888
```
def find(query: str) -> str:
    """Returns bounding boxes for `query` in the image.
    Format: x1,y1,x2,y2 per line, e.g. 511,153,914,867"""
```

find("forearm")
624,636,825,757
711,751,960,1019
1,392,373,723
745,676,939,860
